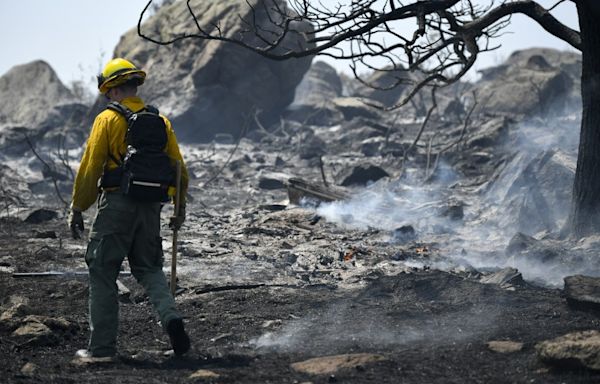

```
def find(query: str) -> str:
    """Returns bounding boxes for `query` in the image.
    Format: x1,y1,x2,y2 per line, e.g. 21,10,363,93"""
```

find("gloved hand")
68,209,84,239
169,203,186,231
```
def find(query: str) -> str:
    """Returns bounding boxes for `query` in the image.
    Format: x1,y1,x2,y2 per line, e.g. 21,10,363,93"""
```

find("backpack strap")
105,101,135,165
106,101,134,121
145,104,159,115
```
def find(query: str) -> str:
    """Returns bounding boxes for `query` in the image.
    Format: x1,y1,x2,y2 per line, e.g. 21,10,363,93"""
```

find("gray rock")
466,117,510,149
20,362,38,377
117,279,131,303
115,0,314,142
564,275,600,311
291,353,387,375
0,61,76,127
297,131,327,160
0,61,89,156
505,233,561,265
505,232,539,255
189,370,220,379
24,209,58,224
492,149,575,235
292,61,343,106
473,48,581,117
351,67,415,107
480,267,524,287
332,97,381,121
337,164,389,187
258,172,289,190
284,104,343,126
0,298,32,328
12,321,56,345
536,330,600,371
391,225,416,244
21,315,76,333
439,201,465,221
486,340,524,353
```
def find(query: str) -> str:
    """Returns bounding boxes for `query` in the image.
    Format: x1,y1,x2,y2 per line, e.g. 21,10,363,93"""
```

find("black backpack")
100,101,176,202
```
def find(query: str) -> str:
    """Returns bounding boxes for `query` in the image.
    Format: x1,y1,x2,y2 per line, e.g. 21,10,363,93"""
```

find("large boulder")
473,48,581,117
286,61,345,125
564,275,600,311
349,67,467,119
0,61,89,155
536,330,600,371
114,0,314,142
292,61,343,106
0,60,76,127
488,149,575,235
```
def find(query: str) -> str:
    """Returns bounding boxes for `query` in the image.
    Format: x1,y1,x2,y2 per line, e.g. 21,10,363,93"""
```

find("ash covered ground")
2,97,600,383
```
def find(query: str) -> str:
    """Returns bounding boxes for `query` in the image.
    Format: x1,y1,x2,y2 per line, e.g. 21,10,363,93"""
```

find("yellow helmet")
97,58,146,94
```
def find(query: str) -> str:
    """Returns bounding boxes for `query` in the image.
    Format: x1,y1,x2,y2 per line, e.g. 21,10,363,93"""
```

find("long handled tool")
171,160,182,296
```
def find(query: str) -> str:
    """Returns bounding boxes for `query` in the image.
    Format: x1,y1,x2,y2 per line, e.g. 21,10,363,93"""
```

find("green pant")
84,192,180,357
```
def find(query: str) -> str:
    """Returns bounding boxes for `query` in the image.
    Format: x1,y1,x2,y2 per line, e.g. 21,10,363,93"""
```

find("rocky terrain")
2,1,600,383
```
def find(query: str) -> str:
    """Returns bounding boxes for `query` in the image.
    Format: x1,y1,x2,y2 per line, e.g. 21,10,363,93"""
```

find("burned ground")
2,215,600,383
1,47,599,382
2,112,600,383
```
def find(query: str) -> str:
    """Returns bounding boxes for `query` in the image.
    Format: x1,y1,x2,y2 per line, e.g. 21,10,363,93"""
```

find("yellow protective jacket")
71,96,189,212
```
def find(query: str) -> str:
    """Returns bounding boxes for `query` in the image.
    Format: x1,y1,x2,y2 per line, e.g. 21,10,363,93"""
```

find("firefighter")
68,58,190,360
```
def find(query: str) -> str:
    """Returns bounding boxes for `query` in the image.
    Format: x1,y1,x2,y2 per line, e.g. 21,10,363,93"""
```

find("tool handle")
171,160,182,296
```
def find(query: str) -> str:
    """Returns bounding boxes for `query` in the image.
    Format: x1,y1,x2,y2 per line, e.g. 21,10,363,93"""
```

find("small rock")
564,275,600,311
24,209,58,224
21,315,76,332
213,133,234,144
319,255,334,266
33,230,57,239
1,301,32,323
282,252,298,265
12,321,56,345
338,164,389,187
258,177,286,190
536,330,600,371
391,225,416,244
117,279,131,303
332,97,381,120
262,319,282,328
20,362,38,377
189,369,220,379
440,202,464,221
487,340,524,353
291,353,387,375
480,268,524,287
274,156,285,167
505,232,538,254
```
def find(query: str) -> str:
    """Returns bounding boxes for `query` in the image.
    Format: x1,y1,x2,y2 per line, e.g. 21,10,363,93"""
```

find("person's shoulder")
93,106,124,126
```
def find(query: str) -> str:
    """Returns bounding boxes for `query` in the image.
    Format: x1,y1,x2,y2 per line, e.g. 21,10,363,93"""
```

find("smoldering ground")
312,110,593,288
3,50,600,382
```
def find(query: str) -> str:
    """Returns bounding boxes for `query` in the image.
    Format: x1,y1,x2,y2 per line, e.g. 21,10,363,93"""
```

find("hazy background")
0,0,579,94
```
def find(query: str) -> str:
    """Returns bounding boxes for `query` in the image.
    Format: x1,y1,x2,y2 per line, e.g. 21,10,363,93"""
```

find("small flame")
415,246,429,255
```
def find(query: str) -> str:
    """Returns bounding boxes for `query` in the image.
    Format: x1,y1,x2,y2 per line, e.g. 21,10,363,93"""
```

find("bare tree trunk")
569,1,600,237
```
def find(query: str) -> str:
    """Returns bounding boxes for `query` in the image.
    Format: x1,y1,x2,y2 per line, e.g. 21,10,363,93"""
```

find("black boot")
166,318,190,356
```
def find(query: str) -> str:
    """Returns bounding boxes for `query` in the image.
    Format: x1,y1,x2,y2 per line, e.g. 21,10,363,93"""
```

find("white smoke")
311,114,588,287
250,301,501,354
